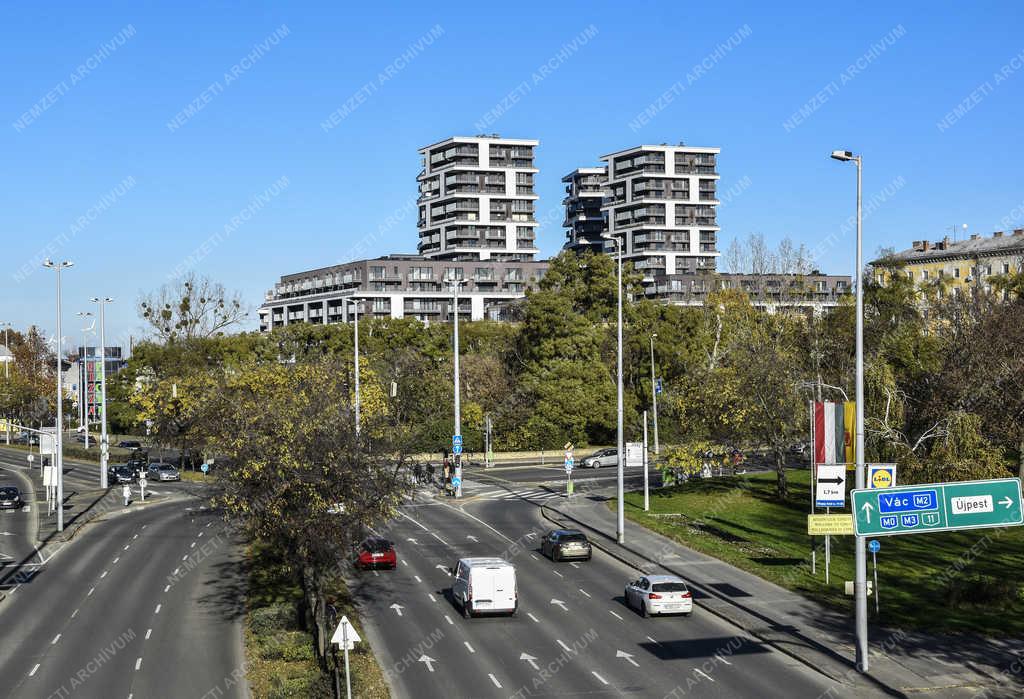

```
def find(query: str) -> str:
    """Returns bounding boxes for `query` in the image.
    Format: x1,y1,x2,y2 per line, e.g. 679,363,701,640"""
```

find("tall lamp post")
649,333,659,456
1,321,10,445
344,298,361,437
830,149,867,672
90,297,113,489
601,234,626,545
449,278,467,498
43,259,73,533
75,312,94,450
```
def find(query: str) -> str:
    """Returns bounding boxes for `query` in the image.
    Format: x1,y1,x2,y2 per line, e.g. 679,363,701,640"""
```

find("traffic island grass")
246,542,389,699
618,469,1024,636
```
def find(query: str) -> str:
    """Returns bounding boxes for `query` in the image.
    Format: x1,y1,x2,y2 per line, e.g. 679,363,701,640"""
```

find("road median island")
245,541,389,698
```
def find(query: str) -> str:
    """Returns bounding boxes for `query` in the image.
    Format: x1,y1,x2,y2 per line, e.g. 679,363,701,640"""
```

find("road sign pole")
873,550,879,615
343,621,352,699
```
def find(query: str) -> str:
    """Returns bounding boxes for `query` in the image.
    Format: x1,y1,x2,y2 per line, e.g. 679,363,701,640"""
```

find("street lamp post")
43,259,73,533
449,278,467,498
649,333,659,456
831,149,867,672
345,298,361,437
601,234,626,545
1,321,11,445
90,297,113,489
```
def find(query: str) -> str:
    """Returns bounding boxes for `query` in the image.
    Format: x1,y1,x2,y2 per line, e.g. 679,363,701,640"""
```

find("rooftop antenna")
949,223,967,241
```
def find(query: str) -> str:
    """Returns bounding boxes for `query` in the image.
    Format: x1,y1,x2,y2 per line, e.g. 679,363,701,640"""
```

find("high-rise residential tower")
561,166,607,252
417,135,540,262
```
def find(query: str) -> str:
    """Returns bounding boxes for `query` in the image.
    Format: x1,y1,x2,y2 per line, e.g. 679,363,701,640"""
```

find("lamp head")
830,150,855,162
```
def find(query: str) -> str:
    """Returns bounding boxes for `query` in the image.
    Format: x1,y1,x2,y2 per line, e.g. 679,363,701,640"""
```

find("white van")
450,557,517,618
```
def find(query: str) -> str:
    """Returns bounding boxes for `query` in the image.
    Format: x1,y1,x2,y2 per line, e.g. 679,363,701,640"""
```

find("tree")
138,272,249,342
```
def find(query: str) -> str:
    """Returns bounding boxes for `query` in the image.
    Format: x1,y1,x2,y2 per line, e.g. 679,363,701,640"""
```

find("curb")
540,503,906,695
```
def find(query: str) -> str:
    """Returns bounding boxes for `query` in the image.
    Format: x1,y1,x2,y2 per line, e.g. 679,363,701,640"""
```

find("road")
0,498,247,699
352,491,843,699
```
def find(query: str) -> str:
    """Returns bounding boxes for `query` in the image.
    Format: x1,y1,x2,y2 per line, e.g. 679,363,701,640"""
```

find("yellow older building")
876,229,1024,298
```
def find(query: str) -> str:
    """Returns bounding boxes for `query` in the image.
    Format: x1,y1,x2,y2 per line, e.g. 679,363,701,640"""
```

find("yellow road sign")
807,513,855,536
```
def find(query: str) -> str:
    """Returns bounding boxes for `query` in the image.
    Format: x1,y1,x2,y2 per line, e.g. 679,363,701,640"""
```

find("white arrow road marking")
419,655,436,672
592,671,609,685
435,564,449,573
570,562,580,569
694,669,715,682
1000,496,1014,509
550,598,567,611
489,674,502,688
520,653,539,670
406,538,419,545
860,502,874,523
466,535,478,542
616,650,638,667
525,532,536,539
390,603,404,616
464,642,475,654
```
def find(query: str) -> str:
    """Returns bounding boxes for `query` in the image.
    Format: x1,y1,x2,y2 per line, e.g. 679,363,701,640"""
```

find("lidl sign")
868,464,896,489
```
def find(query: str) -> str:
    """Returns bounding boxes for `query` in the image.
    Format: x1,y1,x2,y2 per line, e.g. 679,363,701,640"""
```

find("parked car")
13,432,39,446
540,529,592,562
146,463,163,478
74,434,88,444
355,537,397,570
789,442,808,455
117,440,142,449
450,557,517,618
156,465,180,482
0,485,23,510
112,466,136,484
624,575,693,617
581,448,618,469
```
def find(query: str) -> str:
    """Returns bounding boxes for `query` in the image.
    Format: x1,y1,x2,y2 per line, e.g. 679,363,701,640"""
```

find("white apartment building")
417,135,540,262
601,143,720,284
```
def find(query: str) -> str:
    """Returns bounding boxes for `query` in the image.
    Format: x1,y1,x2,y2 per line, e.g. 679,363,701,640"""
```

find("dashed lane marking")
609,610,623,620
444,615,453,625
464,642,475,653
592,671,609,685
145,629,152,640
51,634,60,645
489,674,502,688
135,658,142,671
154,604,161,614
29,663,39,677
527,612,539,623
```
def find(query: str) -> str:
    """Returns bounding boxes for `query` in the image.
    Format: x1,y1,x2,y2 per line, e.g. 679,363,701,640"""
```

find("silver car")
156,465,180,482
581,448,618,469
624,575,693,617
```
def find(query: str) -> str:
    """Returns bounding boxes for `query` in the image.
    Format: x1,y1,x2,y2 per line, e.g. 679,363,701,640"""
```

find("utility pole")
90,297,113,489
649,333,659,455
43,259,73,533
1,322,9,445
602,234,626,545
831,149,868,672
75,312,93,450
450,279,466,498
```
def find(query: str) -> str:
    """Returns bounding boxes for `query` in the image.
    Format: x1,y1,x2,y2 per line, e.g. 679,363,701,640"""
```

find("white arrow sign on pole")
860,501,874,523
550,599,567,611
616,650,639,667
389,603,404,617
520,652,539,670
1000,496,1014,509
419,655,436,672
330,616,361,650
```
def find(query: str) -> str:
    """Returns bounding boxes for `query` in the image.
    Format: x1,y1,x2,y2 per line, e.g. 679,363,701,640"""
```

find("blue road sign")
452,435,463,447
452,444,463,456
201,463,210,473
868,539,880,553
451,476,461,488
655,378,663,395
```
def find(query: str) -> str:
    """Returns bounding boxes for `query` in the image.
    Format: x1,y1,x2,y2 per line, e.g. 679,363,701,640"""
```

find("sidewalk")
542,495,1024,699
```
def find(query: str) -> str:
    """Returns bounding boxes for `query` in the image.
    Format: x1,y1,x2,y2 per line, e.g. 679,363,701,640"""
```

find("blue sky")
3,1,1023,344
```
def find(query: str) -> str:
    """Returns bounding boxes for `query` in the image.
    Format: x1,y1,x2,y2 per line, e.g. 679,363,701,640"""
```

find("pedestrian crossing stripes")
463,485,564,502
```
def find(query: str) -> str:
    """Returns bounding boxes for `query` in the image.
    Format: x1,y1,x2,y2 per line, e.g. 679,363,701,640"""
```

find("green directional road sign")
851,478,1023,537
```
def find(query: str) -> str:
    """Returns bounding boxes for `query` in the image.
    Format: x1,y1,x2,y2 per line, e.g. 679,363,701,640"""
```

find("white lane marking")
551,570,563,578
488,674,502,688
123,545,130,550
556,639,573,653
164,585,170,593
617,650,639,667
609,610,623,620
414,575,422,583
135,657,142,671
373,570,379,577
88,587,95,596
579,588,591,597
694,669,715,682
527,612,539,623
570,562,580,569
182,555,188,561
434,500,516,545
716,655,732,665
29,663,39,677
113,557,119,564
51,634,61,645
592,671,609,685
190,541,196,548
145,629,152,640
398,510,430,532
141,525,147,529
173,568,180,576
444,615,453,625
100,570,108,579
154,604,161,614
197,532,203,537
133,534,139,539
646,635,661,646
464,641,475,653
427,593,437,603
206,522,212,527
530,554,539,560
71,609,79,619
429,532,448,545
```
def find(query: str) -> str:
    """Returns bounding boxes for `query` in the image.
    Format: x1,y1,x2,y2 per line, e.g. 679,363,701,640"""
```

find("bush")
945,574,1021,608
250,603,297,636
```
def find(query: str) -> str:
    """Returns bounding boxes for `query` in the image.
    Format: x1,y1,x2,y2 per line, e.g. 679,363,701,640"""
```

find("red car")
356,537,397,570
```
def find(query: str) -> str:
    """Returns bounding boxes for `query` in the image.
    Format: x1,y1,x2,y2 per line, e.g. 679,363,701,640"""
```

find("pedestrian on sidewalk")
122,483,131,507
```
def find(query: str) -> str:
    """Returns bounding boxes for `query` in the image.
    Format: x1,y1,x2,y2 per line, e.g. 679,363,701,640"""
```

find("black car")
0,485,23,510
541,529,592,562
112,466,136,484
118,440,142,449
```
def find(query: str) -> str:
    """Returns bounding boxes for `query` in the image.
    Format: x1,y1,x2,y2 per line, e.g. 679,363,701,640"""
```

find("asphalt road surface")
0,498,247,699
352,492,842,699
